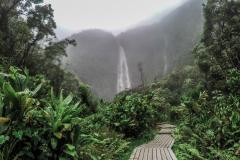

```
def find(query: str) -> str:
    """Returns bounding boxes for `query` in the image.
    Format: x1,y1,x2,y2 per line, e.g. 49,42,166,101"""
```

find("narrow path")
129,123,177,160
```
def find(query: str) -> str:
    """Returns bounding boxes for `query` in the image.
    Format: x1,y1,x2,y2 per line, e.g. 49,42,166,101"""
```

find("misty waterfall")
117,46,132,93
163,37,169,75
163,53,168,75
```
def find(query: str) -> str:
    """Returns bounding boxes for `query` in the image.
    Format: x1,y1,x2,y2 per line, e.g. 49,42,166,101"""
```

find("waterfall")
163,37,169,75
163,53,168,75
117,46,132,93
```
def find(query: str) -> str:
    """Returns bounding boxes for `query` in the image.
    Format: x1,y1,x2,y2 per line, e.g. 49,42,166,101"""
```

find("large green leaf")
32,83,42,96
64,144,77,157
3,82,18,102
63,94,73,105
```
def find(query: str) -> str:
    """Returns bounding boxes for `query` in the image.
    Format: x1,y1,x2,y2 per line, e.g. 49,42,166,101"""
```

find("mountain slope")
64,0,203,99
64,30,119,99
118,0,203,88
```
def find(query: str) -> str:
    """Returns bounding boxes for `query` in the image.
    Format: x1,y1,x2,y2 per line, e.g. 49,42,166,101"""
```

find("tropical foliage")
103,93,157,137
0,0,239,159
0,67,129,160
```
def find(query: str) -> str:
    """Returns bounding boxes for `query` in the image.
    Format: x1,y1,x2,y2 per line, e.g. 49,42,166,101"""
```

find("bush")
104,93,156,137
173,88,240,159
0,67,83,159
77,115,129,160
0,67,130,160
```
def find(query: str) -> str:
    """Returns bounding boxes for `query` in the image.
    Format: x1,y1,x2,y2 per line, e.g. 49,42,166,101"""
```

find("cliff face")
64,0,203,100
65,30,119,99
118,0,203,88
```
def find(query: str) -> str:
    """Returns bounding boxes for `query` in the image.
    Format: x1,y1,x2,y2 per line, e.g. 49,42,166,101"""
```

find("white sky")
45,0,187,32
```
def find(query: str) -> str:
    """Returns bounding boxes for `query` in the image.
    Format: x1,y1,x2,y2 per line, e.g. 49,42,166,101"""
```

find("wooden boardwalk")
129,123,177,160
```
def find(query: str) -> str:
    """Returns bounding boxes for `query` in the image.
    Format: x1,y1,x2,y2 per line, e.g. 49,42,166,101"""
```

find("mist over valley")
63,0,203,99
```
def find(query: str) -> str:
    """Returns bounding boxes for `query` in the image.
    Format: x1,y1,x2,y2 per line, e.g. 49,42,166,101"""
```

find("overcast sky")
45,0,188,32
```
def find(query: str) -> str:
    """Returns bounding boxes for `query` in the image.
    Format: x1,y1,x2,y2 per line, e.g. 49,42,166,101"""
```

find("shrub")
0,67,130,160
0,67,83,159
105,93,156,137
77,115,129,160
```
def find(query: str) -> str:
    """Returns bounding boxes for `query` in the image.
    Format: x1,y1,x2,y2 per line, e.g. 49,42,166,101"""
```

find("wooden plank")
168,148,177,160
164,148,172,160
129,148,137,160
162,135,169,148
165,136,171,148
138,148,145,160
129,123,177,160
160,148,167,160
134,148,142,159
161,135,169,148
143,148,148,160
156,148,162,160
153,148,157,160
169,138,175,148
160,135,166,147
159,129,173,134
155,135,161,143
169,138,174,148
158,135,164,147
166,135,173,148
169,140,174,148
158,124,176,128
147,148,152,160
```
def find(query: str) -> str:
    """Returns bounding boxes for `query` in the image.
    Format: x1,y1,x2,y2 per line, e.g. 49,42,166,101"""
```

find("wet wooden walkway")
129,123,177,160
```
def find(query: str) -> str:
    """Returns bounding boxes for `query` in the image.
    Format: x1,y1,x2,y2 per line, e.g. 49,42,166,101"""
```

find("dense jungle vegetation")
0,0,239,159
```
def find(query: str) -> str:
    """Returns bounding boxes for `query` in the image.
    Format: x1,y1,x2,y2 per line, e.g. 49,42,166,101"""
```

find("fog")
45,0,188,34
64,0,203,99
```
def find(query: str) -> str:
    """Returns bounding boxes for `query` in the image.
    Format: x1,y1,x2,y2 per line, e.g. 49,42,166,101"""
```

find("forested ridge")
64,0,203,100
0,0,239,160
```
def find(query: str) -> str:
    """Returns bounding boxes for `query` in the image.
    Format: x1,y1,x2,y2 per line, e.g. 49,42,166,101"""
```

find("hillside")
64,30,119,99
64,0,203,100
118,0,203,88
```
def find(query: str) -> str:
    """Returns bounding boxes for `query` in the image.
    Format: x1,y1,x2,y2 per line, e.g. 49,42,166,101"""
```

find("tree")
203,0,240,70
196,0,240,91
0,0,56,66
0,0,81,96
